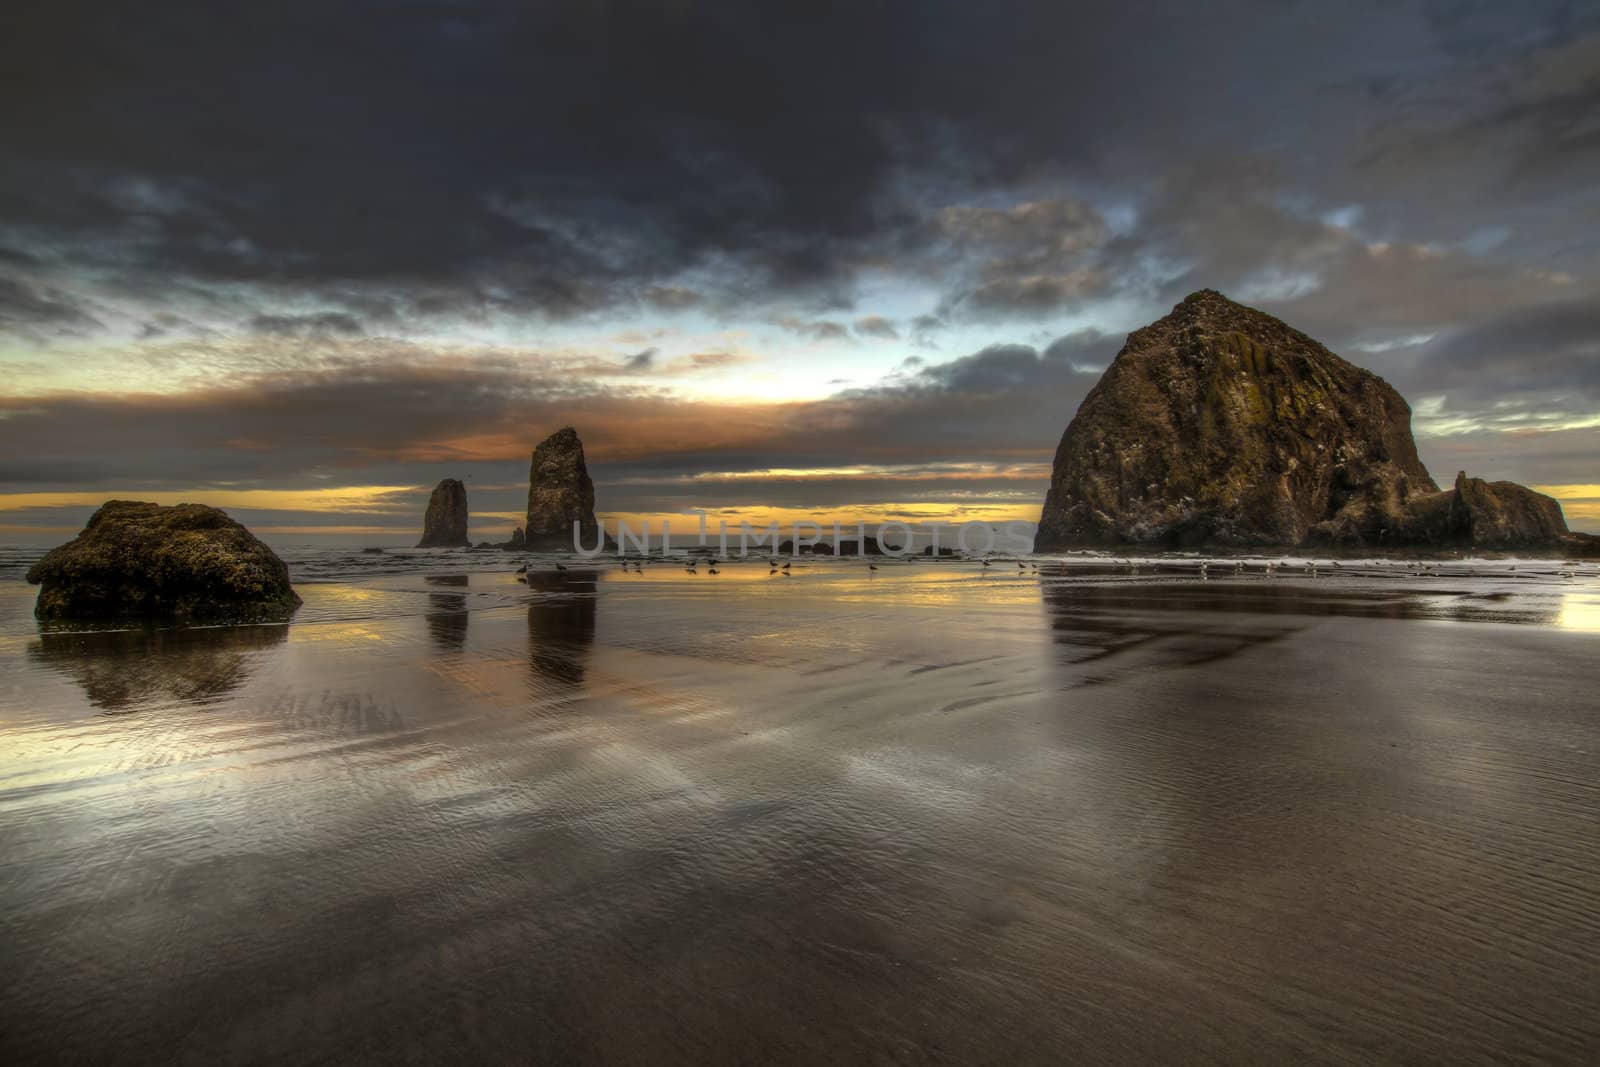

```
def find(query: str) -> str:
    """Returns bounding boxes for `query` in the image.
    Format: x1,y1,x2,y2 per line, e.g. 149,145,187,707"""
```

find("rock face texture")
1033,290,1573,553
27,501,302,623
1399,472,1569,550
1036,292,1440,550
1035,291,1437,550
417,478,470,547
526,427,605,550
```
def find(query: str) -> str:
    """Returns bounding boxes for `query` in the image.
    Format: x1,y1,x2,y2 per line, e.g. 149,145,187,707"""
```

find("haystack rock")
417,478,470,547
526,427,607,551
27,501,301,624
1033,290,1570,552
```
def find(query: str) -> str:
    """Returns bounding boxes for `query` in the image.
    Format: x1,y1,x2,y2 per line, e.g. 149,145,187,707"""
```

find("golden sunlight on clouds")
1532,485,1600,522
0,487,419,514
678,462,1051,483
599,501,1041,531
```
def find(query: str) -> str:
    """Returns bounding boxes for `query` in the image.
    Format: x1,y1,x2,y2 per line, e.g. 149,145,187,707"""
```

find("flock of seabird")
511,554,1591,584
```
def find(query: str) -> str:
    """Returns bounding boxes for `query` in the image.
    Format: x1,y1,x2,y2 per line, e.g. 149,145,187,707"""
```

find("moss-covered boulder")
26,501,302,624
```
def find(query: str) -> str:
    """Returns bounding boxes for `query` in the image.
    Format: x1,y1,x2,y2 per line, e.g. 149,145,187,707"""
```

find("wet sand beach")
2,556,1598,1063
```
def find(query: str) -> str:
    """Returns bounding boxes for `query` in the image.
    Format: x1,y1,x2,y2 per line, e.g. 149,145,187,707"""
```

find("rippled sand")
2,559,1598,1063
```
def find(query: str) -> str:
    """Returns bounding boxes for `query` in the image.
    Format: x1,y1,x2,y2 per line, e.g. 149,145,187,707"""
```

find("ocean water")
2,547,1598,1063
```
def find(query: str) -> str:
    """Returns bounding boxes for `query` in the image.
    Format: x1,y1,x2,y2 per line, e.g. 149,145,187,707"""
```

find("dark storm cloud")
623,348,659,372
1388,299,1600,433
1419,300,1600,395
2,0,1598,533
5,0,1594,328
0,276,100,336
773,317,851,342
853,316,899,340
248,312,366,338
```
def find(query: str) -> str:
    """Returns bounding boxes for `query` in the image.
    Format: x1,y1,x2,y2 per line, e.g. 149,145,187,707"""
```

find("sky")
2,0,1598,544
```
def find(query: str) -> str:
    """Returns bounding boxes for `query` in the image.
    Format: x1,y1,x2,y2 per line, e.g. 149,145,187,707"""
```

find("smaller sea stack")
525,427,606,551
417,478,470,548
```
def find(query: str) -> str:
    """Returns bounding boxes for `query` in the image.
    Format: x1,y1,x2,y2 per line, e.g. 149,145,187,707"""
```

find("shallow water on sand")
2,555,1599,1063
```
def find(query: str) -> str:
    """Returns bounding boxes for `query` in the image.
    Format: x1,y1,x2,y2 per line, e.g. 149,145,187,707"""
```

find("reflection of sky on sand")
2,561,1599,1062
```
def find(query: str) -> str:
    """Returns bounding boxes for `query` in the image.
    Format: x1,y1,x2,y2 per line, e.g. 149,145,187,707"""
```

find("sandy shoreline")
2,564,1598,1062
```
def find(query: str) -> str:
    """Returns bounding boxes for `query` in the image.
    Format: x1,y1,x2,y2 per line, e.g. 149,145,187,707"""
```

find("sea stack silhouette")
1034,290,1571,552
417,478,470,548
525,427,607,551
27,501,301,623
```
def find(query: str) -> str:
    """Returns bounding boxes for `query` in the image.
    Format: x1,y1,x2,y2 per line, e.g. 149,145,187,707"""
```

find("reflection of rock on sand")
525,570,597,689
424,575,471,651
1041,583,1297,685
30,624,289,711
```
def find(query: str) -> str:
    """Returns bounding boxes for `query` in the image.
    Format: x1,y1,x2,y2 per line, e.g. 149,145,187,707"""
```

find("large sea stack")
27,501,302,623
417,478,470,547
525,427,606,551
1034,290,1570,552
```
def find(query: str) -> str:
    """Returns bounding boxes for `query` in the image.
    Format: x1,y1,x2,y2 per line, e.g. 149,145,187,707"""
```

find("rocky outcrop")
417,478,470,547
779,539,828,554
1035,291,1437,551
1396,472,1569,550
836,537,901,556
472,527,527,551
27,501,302,624
526,427,607,551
